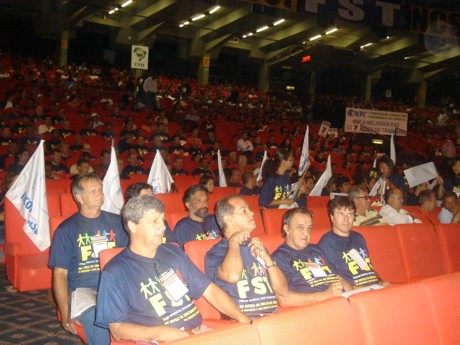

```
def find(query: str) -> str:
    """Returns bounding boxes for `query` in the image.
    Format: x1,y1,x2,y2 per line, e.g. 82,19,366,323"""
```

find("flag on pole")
298,125,310,176
369,176,385,196
390,133,396,164
102,146,124,214
257,151,268,182
309,155,332,196
373,158,377,168
148,150,174,194
6,140,49,251
217,150,227,187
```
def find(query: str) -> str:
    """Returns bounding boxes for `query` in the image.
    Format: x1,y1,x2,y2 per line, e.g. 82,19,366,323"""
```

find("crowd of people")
0,52,460,344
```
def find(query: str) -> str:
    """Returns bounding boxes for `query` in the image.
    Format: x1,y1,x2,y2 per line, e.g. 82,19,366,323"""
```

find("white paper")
403,162,438,188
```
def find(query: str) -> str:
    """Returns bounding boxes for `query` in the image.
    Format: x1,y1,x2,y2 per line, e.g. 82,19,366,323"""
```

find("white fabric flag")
373,158,377,168
102,146,124,214
257,151,268,182
6,140,50,251
148,150,174,194
298,125,310,176
369,176,385,196
217,150,227,187
390,134,396,164
309,155,332,196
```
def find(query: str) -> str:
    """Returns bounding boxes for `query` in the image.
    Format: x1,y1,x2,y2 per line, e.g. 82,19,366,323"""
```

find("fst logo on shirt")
77,230,117,273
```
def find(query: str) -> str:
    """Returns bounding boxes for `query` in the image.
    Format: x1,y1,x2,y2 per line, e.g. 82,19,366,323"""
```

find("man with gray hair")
205,195,288,317
49,173,129,345
348,185,386,226
96,195,249,343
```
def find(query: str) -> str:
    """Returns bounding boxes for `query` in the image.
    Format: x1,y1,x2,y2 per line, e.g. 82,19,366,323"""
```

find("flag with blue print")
298,125,310,176
148,150,174,194
6,140,49,251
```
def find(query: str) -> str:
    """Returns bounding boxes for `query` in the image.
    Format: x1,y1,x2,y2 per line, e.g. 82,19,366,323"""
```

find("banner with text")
131,45,149,70
344,107,407,136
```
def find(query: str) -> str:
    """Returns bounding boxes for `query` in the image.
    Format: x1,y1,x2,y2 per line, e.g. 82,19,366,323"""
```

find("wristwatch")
266,261,277,269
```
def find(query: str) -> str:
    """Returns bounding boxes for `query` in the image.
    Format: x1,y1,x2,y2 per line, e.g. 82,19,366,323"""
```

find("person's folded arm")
109,323,190,343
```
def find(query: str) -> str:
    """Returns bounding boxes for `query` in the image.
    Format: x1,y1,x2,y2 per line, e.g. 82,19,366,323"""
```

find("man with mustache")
173,185,221,248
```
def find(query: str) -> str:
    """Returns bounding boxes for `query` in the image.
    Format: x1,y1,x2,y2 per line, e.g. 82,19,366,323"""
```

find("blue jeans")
78,307,110,345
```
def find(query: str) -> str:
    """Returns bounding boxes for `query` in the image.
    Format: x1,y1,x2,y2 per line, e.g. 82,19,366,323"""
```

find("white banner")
148,150,174,194
131,45,149,70
344,107,408,136
102,146,124,214
257,151,268,182
6,140,50,251
309,155,332,196
298,126,310,176
318,121,331,138
217,150,227,187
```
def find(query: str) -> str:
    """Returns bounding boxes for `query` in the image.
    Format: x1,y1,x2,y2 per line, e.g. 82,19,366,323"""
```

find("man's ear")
75,193,83,206
127,220,136,233
283,224,289,235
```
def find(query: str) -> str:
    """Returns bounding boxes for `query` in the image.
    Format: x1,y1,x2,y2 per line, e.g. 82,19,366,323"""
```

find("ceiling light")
121,0,132,8
325,28,338,35
108,7,119,14
256,26,269,33
273,19,285,26
309,34,321,41
360,42,372,49
404,56,410,60
192,13,205,21
179,21,190,27
209,6,220,14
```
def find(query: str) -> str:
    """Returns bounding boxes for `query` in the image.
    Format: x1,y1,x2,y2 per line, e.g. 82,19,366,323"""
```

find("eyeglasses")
355,196,370,200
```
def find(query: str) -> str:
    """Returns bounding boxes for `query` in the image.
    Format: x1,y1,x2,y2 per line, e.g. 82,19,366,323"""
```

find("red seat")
4,199,51,291
253,297,355,345
207,187,240,213
167,210,188,230
350,282,439,345
99,247,125,270
258,234,284,254
173,175,195,193
60,193,78,218
307,196,330,208
434,223,460,273
260,208,286,236
156,193,185,214
308,207,331,229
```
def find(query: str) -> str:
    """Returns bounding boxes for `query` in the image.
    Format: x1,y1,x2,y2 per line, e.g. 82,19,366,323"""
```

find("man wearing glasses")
348,185,387,226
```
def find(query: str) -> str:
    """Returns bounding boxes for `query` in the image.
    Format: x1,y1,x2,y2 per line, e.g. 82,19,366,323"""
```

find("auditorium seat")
4,199,52,291
259,234,284,254
260,208,286,236
396,223,446,281
350,282,439,345
307,196,330,208
155,193,185,214
207,187,240,213
167,211,188,230
253,297,355,345
434,223,460,273
423,272,460,345
60,193,78,218
173,175,195,193
308,207,332,229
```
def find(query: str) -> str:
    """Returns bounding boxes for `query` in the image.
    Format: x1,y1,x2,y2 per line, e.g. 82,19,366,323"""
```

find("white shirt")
143,76,158,93
379,205,421,225
236,138,253,152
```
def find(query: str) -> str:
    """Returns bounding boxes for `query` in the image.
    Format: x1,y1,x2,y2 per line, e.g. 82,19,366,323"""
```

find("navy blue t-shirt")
173,214,221,248
96,245,210,330
205,238,278,315
318,230,379,286
272,242,339,293
259,172,291,208
48,211,129,290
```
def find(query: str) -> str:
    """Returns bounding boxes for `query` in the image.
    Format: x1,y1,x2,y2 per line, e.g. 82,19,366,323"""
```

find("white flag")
298,125,310,176
390,134,396,164
257,151,268,182
309,155,332,196
6,140,49,251
102,146,124,214
369,176,385,196
217,150,227,187
373,158,377,168
148,150,174,194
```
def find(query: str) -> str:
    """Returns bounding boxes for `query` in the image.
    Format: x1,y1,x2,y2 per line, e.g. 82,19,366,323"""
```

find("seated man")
349,185,386,226
239,171,260,196
438,191,460,224
379,188,421,225
70,158,91,180
205,195,288,317
95,195,249,343
173,185,221,248
49,173,129,345
272,208,345,306
124,182,177,244
318,197,390,288
418,189,440,225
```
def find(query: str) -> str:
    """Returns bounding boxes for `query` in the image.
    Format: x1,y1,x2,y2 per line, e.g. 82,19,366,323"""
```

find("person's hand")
228,230,251,246
61,320,78,335
324,282,343,297
283,198,295,206
249,237,270,261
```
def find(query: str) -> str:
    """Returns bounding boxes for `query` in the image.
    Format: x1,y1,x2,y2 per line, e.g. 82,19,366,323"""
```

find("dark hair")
328,196,355,216
418,189,435,206
348,185,368,203
125,182,153,202
281,208,313,237
2,172,19,192
16,148,29,163
199,175,214,186
242,171,255,185
336,176,350,189
383,187,401,203
378,156,395,175
442,191,458,202
215,195,240,232
261,148,293,180
183,184,208,205
122,195,165,231
77,158,90,167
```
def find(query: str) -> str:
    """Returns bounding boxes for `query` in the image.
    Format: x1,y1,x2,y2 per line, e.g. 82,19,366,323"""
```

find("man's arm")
109,323,190,343
250,238,288,297
52,267,77,335
277,282,343,307
202,283,250,323
216,231,248,283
